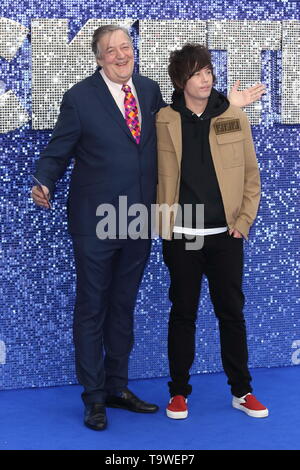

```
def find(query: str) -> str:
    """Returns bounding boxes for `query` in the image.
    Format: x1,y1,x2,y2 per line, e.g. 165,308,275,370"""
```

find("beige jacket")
155,104,261,240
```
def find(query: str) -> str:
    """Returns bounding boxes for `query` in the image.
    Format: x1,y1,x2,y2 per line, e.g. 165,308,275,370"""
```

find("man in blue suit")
32,24,265,430
32,25,164,431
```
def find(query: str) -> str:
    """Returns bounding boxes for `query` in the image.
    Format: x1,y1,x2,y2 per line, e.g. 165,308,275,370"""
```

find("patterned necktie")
122,84,141,144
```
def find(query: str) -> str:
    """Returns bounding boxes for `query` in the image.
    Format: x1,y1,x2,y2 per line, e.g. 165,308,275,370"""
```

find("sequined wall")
0,1,299,390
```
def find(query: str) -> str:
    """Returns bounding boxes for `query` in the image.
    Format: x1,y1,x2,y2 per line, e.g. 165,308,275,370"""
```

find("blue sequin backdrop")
0,0,299,390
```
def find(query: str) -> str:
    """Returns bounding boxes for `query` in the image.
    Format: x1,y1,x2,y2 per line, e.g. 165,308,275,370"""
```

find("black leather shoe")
106,388,159,413
84,403,107,431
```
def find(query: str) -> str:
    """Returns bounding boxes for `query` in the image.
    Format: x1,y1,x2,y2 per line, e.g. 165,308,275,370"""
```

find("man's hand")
229,228,243,238
31,185,51,209
228,80,266,108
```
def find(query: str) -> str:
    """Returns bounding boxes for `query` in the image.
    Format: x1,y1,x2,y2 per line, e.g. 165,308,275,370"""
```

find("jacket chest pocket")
216,132,245,169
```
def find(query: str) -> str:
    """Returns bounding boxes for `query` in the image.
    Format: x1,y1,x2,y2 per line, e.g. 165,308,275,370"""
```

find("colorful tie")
122,84,141,144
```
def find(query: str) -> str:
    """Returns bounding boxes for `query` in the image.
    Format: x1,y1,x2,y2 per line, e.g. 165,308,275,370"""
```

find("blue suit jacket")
35,69,165,235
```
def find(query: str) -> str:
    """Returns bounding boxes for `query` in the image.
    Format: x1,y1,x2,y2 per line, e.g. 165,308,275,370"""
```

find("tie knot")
122,84,131,93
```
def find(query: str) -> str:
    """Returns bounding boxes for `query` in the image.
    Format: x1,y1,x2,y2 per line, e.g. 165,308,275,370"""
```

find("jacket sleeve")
234,111,261,239
34,90,81,198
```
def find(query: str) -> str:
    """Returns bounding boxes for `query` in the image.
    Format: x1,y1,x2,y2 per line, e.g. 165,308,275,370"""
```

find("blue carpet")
0,366,299,450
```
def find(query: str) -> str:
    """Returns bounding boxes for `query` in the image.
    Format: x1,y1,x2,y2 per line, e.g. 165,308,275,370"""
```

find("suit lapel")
167,118,182,169
157,108,182,168
90,69,135,142
132,74,148,147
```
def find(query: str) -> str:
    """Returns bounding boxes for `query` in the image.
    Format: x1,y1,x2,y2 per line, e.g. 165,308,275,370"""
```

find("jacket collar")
157,104,238,124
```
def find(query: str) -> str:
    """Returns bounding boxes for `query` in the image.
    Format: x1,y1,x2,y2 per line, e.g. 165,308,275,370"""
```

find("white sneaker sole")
232,401,269,418
166,409,188,419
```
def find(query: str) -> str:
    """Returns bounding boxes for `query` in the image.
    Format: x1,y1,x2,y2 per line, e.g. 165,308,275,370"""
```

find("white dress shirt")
100,69,142,127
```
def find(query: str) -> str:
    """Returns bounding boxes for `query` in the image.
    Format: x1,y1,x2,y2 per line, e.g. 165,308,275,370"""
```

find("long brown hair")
168,43,216,92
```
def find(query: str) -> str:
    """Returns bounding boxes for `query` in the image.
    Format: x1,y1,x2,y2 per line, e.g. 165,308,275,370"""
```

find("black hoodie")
171,88,229,229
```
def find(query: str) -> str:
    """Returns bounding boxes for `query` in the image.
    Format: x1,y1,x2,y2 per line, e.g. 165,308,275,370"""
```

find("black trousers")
72,235,151,405
162,231,253,398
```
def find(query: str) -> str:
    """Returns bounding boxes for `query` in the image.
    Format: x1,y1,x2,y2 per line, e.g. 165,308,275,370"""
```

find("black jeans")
162,231,253,398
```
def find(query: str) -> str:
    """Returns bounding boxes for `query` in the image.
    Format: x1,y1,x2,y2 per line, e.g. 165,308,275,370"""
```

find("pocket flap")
215,132,245,144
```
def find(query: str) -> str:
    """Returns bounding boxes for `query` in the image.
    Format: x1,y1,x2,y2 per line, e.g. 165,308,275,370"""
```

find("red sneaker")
166,395,188,419
232,393,269,418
